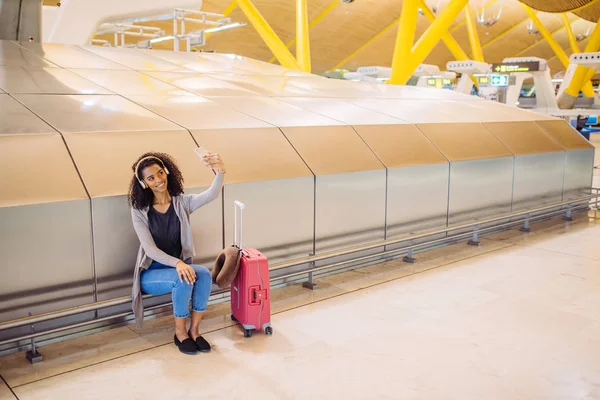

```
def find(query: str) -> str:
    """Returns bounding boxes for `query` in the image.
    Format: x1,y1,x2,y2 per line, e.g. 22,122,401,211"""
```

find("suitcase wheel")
231,314,237,322
265,327,273,335
244,329,253,338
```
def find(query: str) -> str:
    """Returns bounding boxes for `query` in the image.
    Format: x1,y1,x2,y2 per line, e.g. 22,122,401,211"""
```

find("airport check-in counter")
536,120,595,201
1,41,596,344
355,125,450,245
418,123,515,227
483,122,566,212
281,126,387,256
0,96,95,341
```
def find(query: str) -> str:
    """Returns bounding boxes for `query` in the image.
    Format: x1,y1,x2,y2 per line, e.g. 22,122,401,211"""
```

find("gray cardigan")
130,172,225,328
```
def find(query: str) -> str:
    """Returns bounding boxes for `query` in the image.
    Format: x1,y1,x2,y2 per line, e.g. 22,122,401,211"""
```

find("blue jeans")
140,261,212,318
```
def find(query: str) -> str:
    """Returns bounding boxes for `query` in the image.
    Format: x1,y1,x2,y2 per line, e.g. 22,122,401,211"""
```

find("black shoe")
174,334,198,355
189,330,211,353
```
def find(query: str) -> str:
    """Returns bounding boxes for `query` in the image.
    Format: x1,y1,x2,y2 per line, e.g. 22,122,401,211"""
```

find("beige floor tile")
0,326,154,387
12,220,600,400
0,379,16,400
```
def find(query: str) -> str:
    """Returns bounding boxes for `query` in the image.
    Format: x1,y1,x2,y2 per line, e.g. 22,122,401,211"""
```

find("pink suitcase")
230,201,272,338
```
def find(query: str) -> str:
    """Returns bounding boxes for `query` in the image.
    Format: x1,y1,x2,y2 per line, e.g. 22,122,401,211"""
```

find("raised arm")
184,171,225,213
131,208,181,267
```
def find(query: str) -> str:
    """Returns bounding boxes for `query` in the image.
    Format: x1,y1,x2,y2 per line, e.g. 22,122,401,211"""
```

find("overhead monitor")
479,76,490,85
491,61,540,73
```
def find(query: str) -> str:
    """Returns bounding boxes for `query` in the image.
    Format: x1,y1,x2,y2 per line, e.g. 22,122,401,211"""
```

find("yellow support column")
566,19,600,96
464,4,484,62
418,0,469,61
562,13,580,54
270,0,337,64
522,5,595,97
389,0,420,85
296,0,311,72
235,0,301,70
390,0,469,85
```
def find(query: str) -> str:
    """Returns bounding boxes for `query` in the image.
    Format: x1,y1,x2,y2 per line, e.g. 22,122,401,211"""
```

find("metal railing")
1,189,599,356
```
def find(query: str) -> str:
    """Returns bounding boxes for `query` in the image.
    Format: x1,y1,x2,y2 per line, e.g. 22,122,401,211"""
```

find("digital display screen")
479,77,489,85
491,61,540,73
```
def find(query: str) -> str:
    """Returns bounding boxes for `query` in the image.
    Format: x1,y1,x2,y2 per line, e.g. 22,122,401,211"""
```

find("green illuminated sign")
491,61,540,73
490,74,509,86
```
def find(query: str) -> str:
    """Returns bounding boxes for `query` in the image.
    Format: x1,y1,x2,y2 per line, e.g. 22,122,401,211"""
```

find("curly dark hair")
127,152,185,210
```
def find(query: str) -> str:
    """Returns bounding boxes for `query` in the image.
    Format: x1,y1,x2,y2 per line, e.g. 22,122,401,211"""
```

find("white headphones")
134,156,170,189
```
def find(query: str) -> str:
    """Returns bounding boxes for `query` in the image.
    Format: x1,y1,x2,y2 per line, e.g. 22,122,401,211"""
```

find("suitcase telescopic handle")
234,201,245,248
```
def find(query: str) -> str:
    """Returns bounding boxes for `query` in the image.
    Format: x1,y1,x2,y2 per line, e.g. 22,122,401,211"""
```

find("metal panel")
386,163,450,239
512,152,565,211
349,99,462,122
15,94,182,134
315,170,386,253
0,200,94,324
0,134,88,208
62,130,214,198
353,124,448,168
79,45,189,72
190,128,313,184
0,66,112,94
448,157,514,226
0,41,55,67
92,188,223,305
16,42,129,70
69,69,192,96
145,71,261,97
281,126,384,175
418,123,514,162
141,50,305,76
564,148,595,200
275,97,405,125
224,178,314,264
536,120,595,150
207,74,320,97
0,96,55,136
128,96,272,130
210,96,345,127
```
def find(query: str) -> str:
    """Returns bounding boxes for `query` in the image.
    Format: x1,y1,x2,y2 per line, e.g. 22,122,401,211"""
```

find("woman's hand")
176,260,196,284
202,152,226,174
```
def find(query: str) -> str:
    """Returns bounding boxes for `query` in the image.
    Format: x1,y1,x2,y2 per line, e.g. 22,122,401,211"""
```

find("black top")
148,202,182,260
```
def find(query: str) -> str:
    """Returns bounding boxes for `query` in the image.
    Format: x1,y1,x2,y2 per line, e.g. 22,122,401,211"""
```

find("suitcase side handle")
234,201,245,248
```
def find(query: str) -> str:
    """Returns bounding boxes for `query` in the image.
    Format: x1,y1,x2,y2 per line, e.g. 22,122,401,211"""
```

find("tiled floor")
0,213,599,399
0,134,597,399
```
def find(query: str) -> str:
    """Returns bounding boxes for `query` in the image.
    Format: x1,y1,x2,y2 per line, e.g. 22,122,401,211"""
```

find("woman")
128,151,225,355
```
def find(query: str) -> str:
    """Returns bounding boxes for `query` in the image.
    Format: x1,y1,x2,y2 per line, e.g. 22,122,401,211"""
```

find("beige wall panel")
191,128,313,184
15,94,182,133
353,125,448,168
417,123,513,161
69,69,191,96
206,74,320,96
536,120,595,150
16,42,128,70
0,41,55,67
0,134,88,207
63,130,215,197
483,122,565,155
0,95,56,135
281,125,384,175
275,97,404,125
0,66,112,95
127,95,273,129
79,45,190,72
209,96,344,127
145,71,261,96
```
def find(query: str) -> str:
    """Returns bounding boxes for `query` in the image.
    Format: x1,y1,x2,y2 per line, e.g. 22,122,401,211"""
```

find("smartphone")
194,147,209,159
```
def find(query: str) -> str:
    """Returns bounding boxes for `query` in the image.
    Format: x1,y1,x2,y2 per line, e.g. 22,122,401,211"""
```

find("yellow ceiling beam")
389,0,420,84
296,0,311,72
562,13,581,53
389,0,469,85
464,3,484,61
235,0,301,70
269,0,338,63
